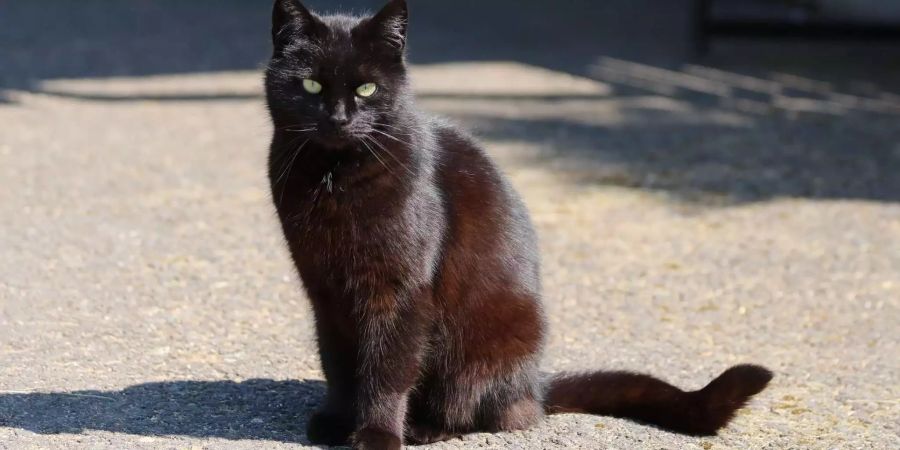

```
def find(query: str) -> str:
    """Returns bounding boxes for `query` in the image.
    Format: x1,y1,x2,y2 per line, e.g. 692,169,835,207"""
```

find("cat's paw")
352,427,402,450
405,422,459,445
306,410,354,446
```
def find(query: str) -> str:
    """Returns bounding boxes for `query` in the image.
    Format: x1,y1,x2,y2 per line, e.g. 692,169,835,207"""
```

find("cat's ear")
272,0,317,46
368,0,409,52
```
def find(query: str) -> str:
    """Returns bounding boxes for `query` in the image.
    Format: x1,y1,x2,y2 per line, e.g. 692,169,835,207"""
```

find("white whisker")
277,139,310,206
373,122,409,133
359,138,399,180
364,135,414,176
275,122,318,132
370,128,412,147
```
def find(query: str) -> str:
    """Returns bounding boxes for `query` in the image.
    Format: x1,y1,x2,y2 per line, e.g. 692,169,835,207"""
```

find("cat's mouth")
314,131,364,150
316,135,352,149
315,124,379,151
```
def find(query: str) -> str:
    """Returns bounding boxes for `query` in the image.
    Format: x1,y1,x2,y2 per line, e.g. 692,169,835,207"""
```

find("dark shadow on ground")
0,379,326,443
434,47,900,203
459,112,900,203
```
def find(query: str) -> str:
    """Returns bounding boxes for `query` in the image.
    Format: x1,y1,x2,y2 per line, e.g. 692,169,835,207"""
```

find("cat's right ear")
272,0,317,48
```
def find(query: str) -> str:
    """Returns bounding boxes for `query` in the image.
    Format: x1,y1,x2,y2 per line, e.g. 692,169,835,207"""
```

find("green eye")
302,79,322,94
356,83,377,97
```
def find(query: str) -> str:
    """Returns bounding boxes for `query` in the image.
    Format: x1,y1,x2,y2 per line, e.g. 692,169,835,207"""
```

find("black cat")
264,1,772,449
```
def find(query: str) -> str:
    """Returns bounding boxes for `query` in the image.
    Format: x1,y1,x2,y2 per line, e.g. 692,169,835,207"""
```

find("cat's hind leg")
405,364,543,444
474,368,544,434
480,396,543,432
404,373,472,445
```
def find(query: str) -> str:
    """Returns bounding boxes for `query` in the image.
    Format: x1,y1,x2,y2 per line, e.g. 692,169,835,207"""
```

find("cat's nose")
329,113,350,127
328,102,350,128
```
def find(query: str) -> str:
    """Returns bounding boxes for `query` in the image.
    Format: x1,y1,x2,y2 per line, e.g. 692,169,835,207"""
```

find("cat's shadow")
0,379,326,444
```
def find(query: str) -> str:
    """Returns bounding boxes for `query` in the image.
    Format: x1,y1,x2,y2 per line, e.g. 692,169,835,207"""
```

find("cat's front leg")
306,382,355,445
351,289,430,450
306,298,358,445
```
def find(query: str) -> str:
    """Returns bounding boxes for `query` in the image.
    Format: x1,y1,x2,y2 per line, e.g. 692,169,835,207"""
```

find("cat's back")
430,119,526,224
428,119,541,297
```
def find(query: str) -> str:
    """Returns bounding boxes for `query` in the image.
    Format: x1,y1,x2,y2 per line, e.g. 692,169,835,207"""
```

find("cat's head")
265,0,411,149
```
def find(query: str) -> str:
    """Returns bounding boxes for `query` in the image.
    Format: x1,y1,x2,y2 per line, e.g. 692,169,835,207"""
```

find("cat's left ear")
367,0,408,52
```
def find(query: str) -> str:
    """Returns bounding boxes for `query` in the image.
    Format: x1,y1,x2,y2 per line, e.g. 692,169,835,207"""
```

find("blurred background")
1,1,898,449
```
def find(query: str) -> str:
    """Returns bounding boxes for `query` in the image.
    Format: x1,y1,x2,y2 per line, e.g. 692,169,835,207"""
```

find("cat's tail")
543,364,772,435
